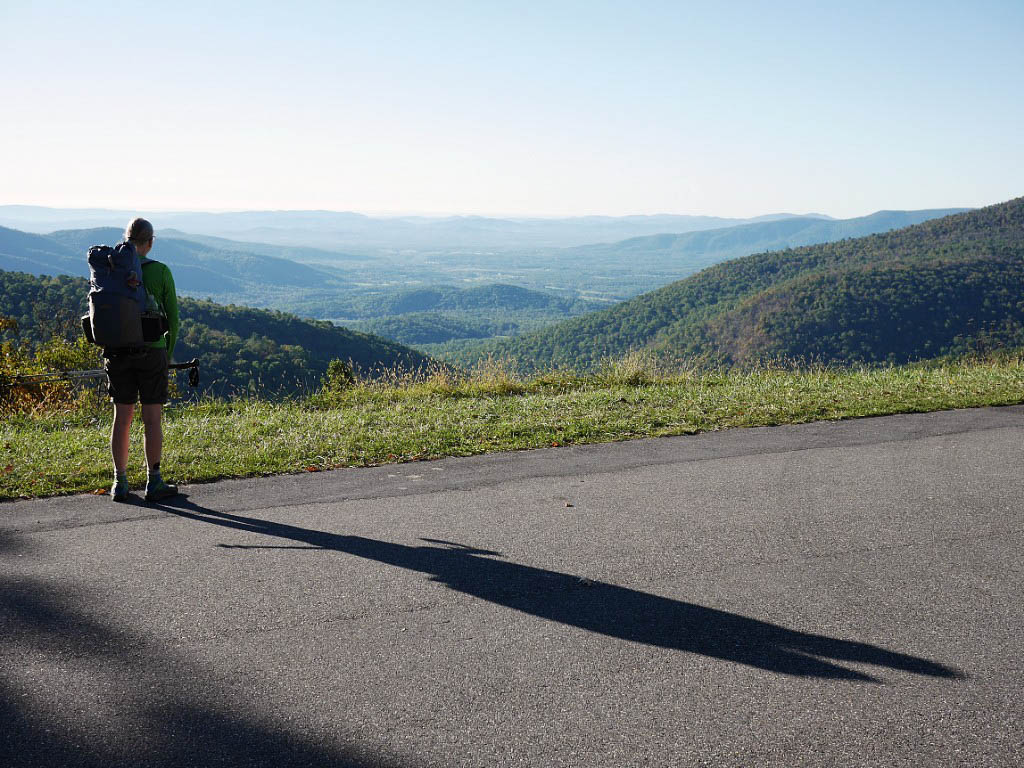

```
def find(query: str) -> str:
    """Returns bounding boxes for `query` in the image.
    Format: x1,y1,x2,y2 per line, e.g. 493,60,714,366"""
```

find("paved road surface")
2,406,1023,767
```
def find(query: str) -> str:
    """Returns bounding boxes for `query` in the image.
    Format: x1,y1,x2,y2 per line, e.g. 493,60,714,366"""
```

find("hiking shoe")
111,481,129,503
145,478,179,502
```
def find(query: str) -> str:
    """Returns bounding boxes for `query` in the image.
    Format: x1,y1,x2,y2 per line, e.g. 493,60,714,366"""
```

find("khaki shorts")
104,347,169,405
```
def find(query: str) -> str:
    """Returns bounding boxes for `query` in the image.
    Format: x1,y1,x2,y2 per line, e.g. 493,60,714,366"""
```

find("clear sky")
1,0,1021,218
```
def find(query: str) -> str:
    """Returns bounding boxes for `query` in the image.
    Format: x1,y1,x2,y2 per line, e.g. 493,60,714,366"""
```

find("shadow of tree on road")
158,496,964,683
0,570,413,768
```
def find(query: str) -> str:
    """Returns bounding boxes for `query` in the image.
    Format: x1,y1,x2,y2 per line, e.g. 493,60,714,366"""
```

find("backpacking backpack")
82,243,166,348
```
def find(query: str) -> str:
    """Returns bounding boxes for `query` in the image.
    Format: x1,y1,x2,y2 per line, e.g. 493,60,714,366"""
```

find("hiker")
106,217,181,502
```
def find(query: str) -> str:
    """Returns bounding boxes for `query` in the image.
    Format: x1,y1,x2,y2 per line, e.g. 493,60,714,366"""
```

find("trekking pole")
8,359,202,388
169,359,201,388
2,369,109,405
8,369,108,384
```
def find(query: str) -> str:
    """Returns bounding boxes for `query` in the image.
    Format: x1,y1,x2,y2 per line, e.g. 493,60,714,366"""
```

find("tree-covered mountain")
172,300,430,395
458,197,1024,370
0,269,431,395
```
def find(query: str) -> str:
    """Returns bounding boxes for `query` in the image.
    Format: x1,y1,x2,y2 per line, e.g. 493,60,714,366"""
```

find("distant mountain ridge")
0,205,834,250
0,225,345,294
560,208,970,277
0,226,82,275
463,197,1024,370
50,228,342,292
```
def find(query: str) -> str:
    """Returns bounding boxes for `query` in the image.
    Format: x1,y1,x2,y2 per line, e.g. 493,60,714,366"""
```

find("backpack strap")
140,258,161,267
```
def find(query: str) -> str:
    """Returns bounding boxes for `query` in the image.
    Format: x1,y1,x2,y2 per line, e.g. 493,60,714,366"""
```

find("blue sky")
1,0,1021,218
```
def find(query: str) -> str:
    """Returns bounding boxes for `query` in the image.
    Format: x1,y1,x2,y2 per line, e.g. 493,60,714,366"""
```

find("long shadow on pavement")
0,573,412,768
158,496,964,683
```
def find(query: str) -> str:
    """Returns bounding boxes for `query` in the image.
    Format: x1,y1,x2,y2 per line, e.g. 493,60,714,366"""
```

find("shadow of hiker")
157,496,964,683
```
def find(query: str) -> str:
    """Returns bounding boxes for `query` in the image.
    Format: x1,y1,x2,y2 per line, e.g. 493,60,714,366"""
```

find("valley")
0,205,968,355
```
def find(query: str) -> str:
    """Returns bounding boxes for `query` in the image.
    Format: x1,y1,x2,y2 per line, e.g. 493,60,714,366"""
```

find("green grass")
4,354,1024,500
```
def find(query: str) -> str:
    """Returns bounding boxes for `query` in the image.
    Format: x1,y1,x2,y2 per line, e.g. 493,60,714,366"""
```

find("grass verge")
3,356,1024,500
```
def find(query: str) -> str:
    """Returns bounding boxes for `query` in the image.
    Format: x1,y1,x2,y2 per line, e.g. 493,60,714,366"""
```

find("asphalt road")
2,406,1023,767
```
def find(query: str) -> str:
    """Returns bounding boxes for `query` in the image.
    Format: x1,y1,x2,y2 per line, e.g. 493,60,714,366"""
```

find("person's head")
125,217,155,257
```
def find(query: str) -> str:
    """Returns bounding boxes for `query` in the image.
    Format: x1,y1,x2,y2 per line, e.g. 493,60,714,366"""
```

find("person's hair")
125,217,154,245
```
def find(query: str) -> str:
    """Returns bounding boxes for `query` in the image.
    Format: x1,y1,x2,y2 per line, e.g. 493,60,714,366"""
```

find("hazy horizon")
2,201,978,223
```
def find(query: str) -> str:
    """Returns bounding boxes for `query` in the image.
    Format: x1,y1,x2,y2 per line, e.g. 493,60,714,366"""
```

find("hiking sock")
111,470,129,502
145,462,178,501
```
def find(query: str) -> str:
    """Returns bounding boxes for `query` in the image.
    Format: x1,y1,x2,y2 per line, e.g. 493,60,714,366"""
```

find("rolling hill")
0,226,83,275
0,269,432,395
461,197,1024,370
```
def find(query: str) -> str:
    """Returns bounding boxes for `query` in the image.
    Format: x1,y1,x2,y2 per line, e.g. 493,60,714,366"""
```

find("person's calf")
111,403,136,472
141,403,164,469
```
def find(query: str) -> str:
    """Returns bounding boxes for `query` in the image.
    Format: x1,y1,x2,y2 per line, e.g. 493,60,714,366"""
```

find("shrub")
1,330,105,415
467,355,524,396
324,359,356,392
598,349,662,387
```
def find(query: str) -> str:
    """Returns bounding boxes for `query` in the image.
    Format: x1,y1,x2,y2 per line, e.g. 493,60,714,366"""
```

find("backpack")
81,243,167,348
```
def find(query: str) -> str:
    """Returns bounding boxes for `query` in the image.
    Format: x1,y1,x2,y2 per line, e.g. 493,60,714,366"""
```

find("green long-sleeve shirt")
141,259,179,359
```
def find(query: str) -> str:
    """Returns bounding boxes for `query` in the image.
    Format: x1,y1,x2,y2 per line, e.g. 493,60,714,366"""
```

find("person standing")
106,217,181,502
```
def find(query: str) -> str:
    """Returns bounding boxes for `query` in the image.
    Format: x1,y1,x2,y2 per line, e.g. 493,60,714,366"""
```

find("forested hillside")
0,270,431,395
460,197,1024,369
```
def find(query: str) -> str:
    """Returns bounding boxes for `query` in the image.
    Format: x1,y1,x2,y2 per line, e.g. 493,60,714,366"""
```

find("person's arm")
162,265,180,359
